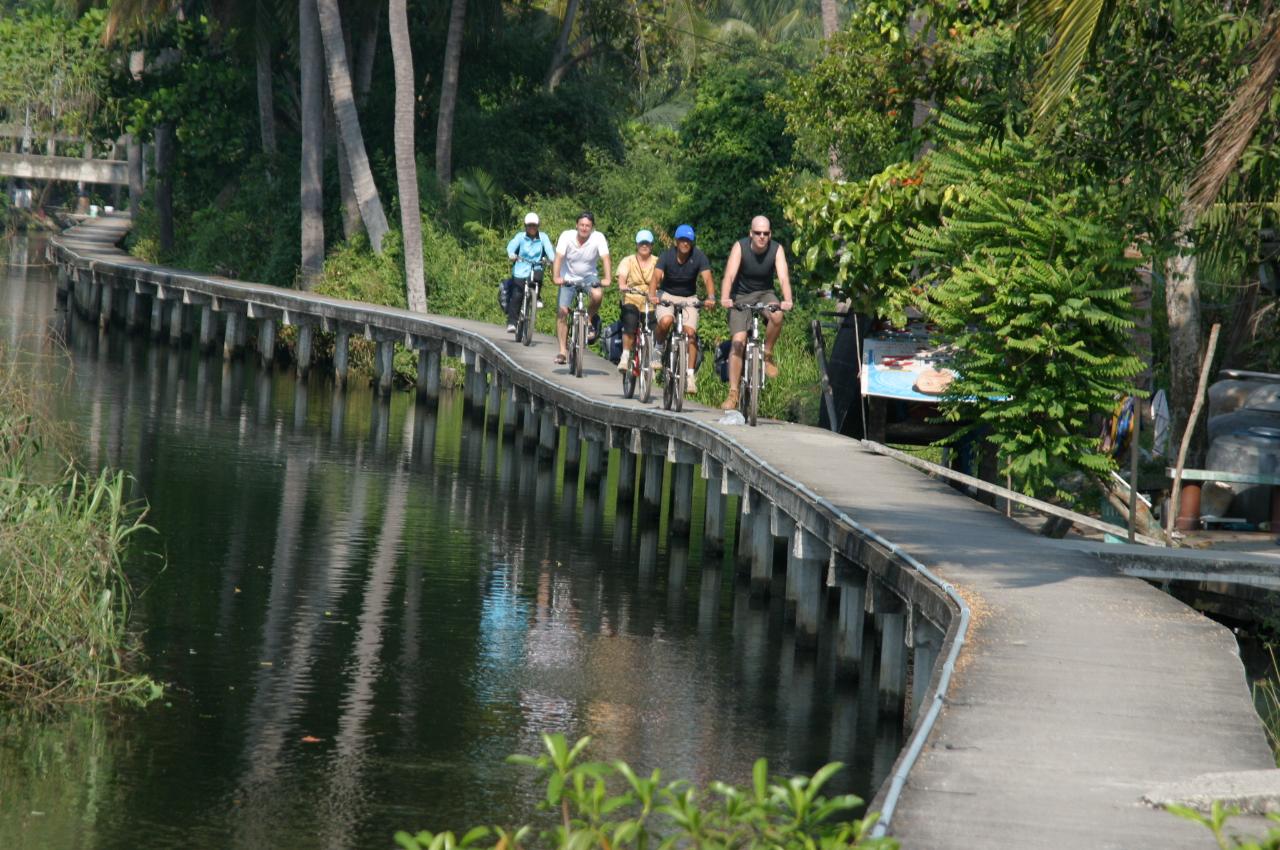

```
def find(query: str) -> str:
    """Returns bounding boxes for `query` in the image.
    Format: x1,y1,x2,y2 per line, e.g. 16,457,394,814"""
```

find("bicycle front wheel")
522,294,537,346
622,350,636,398
573,312,586,378
662,341,676,410
638,337,653,403
746,347,763,426
673,336,687,413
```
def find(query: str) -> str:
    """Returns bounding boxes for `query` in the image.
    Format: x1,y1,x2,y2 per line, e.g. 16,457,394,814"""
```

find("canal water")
0,236,903,849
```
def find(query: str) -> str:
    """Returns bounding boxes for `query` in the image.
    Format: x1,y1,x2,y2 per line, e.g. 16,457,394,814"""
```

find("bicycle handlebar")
734,303,782,313
659,298,707,309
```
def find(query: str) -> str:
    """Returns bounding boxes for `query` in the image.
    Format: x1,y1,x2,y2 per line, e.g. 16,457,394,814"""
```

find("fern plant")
908,104,1144,496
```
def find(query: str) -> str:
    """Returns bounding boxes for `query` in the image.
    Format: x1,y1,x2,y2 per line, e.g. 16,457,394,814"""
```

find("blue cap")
674,224,695,242
635,229,654,244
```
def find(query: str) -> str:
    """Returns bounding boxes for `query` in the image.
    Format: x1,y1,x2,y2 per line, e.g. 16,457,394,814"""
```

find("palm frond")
1186,12,1280,217
1025,0,1112,128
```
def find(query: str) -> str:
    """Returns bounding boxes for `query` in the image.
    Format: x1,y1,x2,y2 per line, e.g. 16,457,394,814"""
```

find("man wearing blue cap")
651,224,716,395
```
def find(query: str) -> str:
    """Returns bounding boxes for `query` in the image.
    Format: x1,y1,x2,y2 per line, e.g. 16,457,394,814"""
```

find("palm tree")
299,0,325,286
1029,1,1280,462
544,0,580,92
435,0,467,190
389,0,426,312
315,0,389,253
254,1,277,155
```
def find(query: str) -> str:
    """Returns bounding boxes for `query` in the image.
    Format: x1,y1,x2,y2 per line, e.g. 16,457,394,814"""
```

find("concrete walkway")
50,215,1275,848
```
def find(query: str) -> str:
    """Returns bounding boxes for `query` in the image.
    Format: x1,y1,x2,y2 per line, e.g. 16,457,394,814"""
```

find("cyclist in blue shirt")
504,212,555,332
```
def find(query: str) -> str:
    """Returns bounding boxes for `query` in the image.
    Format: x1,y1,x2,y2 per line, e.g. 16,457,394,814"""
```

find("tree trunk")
316,0,390,253
255,4,277,155
126,133,144,210
820,0,842,180
389,0,426,313
330,95,363,241
1164,211,1205,467
821,0,839,38
154,122,175,254
435,0,467,190
544,0,580,92
355,5,382,105
299,0,325,287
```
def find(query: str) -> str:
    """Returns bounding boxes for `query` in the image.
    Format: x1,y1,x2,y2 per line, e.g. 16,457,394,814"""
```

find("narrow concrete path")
51,215,1274,848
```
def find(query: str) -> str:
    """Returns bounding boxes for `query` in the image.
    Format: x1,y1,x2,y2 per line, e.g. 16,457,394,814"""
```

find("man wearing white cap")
505,212,555,332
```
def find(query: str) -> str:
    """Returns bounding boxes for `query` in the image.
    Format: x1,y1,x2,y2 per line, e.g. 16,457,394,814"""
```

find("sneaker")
537,299,544,308
720,389,739,410
617,350,631,373
685,370,697,395
506,324,516,333
764,352,779,379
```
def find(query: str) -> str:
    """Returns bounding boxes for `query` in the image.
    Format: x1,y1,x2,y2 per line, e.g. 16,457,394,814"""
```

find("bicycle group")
503,211,794,424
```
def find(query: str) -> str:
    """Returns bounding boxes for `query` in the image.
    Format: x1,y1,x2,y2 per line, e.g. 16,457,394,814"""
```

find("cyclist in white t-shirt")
552,211,611,365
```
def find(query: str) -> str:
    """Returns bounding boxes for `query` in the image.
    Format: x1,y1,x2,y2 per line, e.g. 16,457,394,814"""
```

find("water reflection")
0,242,903,850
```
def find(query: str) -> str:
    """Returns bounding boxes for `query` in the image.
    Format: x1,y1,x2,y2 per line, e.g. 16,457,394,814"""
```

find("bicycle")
658,298,704,412
619,287,654,403
565,283,590,378
734,303,780,426
513,261,544,346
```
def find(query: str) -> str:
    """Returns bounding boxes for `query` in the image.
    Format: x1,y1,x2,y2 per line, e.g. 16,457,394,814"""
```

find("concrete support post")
126,290,143,333
296,325,314,377
735,500,752,576
584,440,604,485
617,449,636,503
376,341,394,396
334,330,350,387
835,582,866,676
199,305,216,353
538,410,557,459
642,453,664,511
671,463,694,535
878,612,907,715
98,284,113,330
416,349,430,395
169,301,183,346
749,509,774,597
911,619,944,727
792,530,825,649
150,297,165,340
463,360,480,411
503,385,519,436
223,312,242,360
473,363,489,413
703,483,725,552
486,370,500,426
87,279,101,322
259,318,276,368
423,348,440,400
563,426,581,469
522,402,539,443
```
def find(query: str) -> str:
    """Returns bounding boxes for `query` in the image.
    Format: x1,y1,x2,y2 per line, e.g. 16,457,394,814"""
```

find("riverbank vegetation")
0,346,161,708
396,734,897,850
7,0,1280,494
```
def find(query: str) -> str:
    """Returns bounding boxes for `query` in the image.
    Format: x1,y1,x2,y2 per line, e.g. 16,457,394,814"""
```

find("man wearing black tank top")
718,215,793,410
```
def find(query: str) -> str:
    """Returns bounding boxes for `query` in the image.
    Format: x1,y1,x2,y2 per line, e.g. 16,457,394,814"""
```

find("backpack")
498,278,513,311
599,320,623,363
714,339,732,382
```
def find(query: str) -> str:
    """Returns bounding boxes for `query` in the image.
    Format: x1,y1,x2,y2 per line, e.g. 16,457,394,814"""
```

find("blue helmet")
674,224,695,242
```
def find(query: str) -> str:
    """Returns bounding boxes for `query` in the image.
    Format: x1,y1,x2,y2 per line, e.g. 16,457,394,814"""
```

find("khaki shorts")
728,290,780,335
656,294,703,331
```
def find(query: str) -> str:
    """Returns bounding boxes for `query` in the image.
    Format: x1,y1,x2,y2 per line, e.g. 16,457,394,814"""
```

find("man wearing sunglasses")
718,215,793,410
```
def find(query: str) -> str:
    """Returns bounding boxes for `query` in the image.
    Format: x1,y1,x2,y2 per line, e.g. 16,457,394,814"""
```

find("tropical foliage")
395,733,897,850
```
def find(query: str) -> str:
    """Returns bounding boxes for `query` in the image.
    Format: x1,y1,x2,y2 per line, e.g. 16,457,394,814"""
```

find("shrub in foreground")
396,733,897,850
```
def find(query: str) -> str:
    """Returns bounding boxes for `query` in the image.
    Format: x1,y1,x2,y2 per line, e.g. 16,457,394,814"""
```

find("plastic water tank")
1244,383,1280,413
1207,408,1280,442
1209,380,1268,418
1204,426,1280,523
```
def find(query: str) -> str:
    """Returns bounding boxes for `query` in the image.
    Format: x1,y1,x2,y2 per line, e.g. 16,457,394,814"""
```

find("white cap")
524,212,540,225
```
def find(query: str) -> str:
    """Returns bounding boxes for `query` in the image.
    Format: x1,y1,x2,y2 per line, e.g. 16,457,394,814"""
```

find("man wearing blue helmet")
652,224,716,395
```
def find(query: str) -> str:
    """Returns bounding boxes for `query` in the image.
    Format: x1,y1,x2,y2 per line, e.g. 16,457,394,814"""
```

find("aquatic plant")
0,347,162,708
396,733,897,850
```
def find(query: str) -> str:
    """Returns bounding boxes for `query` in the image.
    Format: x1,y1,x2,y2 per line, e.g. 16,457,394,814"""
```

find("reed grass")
0,348,161,708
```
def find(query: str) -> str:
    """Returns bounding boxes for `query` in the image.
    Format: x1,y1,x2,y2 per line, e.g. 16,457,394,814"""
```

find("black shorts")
620,304,641,334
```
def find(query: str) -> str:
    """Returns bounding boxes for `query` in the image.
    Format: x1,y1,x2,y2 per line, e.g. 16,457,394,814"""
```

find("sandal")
554,353,568,365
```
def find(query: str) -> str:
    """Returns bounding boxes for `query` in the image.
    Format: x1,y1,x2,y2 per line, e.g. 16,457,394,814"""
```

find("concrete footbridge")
48,214,1276,848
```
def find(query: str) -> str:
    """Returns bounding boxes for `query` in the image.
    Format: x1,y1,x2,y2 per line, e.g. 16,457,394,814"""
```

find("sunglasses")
751,230,770,236
637,241,653,246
